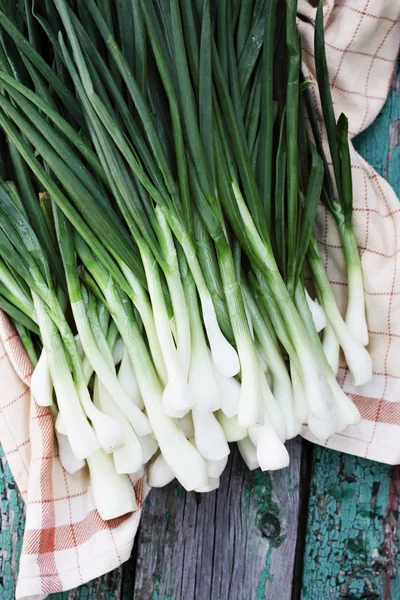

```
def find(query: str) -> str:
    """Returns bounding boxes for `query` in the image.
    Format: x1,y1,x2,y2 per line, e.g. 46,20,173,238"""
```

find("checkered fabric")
0,1,398,598
0,312,149,600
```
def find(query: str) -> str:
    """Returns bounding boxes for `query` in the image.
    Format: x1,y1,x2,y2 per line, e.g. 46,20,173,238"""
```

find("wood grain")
131,440,302,600
303,451,400,600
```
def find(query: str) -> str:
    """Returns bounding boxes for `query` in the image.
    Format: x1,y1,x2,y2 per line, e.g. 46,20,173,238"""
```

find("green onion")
0,0,371,500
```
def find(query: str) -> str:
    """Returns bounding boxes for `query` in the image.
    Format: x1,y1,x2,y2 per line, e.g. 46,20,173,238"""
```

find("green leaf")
0,184,52,286
0,8,83,124
236,0,254,58
0,108,141,293
274,109,287,278
212,36,266,241
237,0,267,95
140,0,190,229
0,292,39,333
314,2,342,200
199,0,214,185
258,0,277,224
337,112,353,223
83,0,179,202
132,0,147,95
179,0,200,89
285,0,300,288
294,145,324,285
115,0,135,75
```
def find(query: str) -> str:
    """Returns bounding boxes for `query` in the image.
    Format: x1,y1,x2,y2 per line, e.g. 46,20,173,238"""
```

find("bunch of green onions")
0,0,371,520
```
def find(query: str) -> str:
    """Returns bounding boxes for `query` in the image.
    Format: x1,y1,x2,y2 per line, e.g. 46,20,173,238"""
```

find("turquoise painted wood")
303,451,400,600
303,61,400,600
0,447,25,600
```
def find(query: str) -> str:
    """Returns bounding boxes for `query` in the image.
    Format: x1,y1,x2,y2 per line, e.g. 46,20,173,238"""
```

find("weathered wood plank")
48,568,123,600
0,446,25,600
302,62,400,600
303,450,400,600
131,440,302,600
0,437,302,600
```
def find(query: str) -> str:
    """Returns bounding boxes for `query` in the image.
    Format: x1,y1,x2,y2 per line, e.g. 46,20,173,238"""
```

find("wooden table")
0,61,399,600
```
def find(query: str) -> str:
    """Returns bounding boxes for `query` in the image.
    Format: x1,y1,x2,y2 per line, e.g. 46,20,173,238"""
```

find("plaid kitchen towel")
0,311,150,600
0,1,399,598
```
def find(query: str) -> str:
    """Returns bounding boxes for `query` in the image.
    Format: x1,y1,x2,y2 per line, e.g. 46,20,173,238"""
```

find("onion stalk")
0,0,373,509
